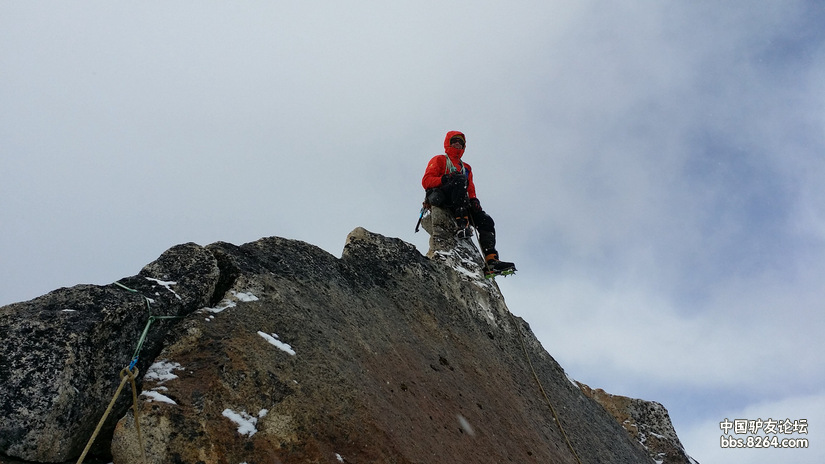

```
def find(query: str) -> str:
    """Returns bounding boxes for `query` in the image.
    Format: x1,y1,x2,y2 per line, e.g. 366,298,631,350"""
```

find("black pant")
426,187,497,257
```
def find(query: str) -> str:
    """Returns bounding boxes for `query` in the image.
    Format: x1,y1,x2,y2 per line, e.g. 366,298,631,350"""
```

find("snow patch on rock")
257,331,296,356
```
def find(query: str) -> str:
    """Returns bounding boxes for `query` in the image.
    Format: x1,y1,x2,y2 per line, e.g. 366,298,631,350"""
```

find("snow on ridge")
145,277,182,300
232,291,259,302
257,331,296,356
141,390,177,404
221,408,269,437
565,371,579,388
200,290,259,318
144,360,183,384
222,409,258,437
142,360,184,405
202,299,237,314
432,245,492,289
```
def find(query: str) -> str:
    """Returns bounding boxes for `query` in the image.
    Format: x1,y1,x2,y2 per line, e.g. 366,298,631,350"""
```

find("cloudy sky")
2,1,823,462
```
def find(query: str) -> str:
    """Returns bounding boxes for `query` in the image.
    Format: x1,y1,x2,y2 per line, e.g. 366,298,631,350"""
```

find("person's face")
450,138,465,149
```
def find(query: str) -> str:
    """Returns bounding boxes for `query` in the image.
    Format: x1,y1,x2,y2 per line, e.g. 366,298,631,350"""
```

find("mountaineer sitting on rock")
421,130,516,276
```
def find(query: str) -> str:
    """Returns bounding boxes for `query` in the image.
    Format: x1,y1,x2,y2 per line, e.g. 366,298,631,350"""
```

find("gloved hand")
441,173,467,189
470,198,482,212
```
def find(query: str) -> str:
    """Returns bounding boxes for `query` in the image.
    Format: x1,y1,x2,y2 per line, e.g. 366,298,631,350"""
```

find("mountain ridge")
1,224,694,463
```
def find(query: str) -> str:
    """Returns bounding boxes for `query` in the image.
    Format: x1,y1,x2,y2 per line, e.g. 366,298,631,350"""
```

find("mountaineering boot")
455,216,473,239
485,253,517,277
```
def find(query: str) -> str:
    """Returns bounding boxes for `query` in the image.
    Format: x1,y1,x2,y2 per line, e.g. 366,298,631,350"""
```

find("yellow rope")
507,310,584,464
459,223,581,462
76,367,147,464
128,367,149,464
484,271,584,464
75,282,179,463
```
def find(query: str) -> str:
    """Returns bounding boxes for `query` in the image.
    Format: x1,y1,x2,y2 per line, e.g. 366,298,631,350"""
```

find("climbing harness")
76,280,183,464
415,154,468,233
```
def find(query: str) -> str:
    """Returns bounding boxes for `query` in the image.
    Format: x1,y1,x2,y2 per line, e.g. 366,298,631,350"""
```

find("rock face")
0,218,695,463
0,244,220,463
111,226,652,464
578,383,698,464
419,203,459,258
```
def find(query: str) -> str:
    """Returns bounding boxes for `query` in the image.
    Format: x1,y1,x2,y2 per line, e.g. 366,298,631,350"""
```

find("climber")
421,130,516,276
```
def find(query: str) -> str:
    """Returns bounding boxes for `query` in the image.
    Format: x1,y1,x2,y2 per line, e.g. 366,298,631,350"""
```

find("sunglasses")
450,138,465,146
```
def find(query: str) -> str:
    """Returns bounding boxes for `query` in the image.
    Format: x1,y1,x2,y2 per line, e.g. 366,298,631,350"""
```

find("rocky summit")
1,212,696,464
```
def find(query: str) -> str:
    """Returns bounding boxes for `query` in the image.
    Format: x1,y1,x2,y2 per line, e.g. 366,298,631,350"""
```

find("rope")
129,367,149,464
75,367,147,464
114,280,183,368
508,310,584,464
76,280,185,463
464,230,582,463
444,153,465,175
128,315,183,368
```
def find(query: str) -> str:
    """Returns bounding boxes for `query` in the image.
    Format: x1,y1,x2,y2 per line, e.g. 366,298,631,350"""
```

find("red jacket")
421,130,477,199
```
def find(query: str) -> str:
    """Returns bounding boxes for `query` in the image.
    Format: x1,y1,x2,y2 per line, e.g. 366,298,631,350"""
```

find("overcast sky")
2,2,823,462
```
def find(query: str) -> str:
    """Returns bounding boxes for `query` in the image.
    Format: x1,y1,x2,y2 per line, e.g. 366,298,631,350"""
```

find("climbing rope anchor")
75,366,147,464
76,281,183,464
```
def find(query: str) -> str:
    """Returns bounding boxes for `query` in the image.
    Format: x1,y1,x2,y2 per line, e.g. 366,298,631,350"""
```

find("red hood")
444,130,465,159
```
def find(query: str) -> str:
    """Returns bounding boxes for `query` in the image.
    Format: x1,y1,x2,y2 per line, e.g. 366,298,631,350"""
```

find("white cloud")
507,261,823,393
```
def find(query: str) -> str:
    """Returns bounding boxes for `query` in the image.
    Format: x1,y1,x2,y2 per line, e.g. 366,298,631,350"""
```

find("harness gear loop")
416,154,469,233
